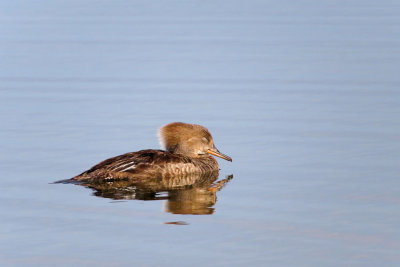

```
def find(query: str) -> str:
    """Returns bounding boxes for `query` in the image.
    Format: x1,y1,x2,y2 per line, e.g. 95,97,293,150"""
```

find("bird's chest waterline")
161,160,218,177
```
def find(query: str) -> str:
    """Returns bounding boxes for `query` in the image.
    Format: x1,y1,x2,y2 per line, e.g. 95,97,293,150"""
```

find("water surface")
1,1,400,266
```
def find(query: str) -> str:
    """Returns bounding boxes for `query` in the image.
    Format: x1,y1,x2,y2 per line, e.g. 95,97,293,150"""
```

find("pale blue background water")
1,1,400,266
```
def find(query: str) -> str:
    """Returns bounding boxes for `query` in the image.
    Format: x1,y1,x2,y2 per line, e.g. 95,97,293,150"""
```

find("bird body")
64,122,231,183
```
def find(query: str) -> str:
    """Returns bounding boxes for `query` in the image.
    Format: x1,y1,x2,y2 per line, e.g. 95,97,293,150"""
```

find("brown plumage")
60,122,232,183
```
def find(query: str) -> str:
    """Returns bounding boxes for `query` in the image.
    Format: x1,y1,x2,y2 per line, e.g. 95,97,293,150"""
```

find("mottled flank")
64,149,219,183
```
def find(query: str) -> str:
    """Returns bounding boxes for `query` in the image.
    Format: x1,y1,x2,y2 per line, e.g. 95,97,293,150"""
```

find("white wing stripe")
111,162,136,171
120,164,137,172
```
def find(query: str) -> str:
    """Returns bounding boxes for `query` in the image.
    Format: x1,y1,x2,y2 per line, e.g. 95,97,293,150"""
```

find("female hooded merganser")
64,122,232,183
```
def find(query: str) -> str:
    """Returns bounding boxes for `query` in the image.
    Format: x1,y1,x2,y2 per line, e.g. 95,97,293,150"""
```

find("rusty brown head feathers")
158,122,232,162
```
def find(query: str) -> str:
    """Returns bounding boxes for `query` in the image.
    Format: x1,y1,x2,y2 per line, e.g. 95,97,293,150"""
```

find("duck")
63,122,232,183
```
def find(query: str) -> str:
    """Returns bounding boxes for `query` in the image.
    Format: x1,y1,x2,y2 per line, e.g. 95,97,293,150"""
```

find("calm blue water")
1,1,400,266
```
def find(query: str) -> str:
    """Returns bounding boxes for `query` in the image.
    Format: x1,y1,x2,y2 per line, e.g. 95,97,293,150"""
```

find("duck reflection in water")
84,173,233,215
56,122,233,215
